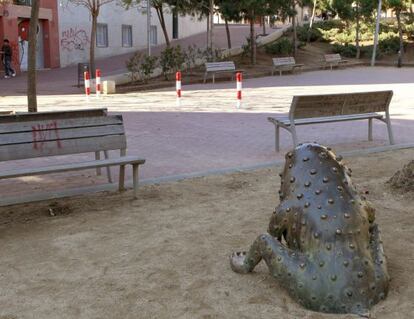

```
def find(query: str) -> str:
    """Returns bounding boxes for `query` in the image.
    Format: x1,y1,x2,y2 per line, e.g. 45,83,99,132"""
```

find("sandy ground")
0,148,413,319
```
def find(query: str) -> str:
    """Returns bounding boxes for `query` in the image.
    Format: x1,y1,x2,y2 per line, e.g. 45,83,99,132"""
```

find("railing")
14,0,32,6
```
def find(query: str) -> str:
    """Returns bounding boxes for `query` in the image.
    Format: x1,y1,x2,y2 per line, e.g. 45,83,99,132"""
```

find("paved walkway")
0,25,278,96
1,66,414,202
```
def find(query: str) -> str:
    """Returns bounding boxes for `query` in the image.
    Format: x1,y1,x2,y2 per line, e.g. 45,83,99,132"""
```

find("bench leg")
275,124,280,152
132,164,139,199
104,150,113,183
203,72,208,84
291,126,299,148
212,74,215,84
385,117,395,145
119,165,126,192
95,152,101,176
368,118,373,141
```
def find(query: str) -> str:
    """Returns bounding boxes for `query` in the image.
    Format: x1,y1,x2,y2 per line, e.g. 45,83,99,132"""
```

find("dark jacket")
1,44,12,59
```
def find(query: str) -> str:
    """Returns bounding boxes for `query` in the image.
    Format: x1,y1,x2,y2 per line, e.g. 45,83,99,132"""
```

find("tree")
387,0,409,63
331,0,375,58
216,0,243,48
27,0,40,112
69,0,114,77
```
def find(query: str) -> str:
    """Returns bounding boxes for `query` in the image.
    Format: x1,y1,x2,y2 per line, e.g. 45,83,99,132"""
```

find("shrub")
297,25,322,42
126,52,158,83
140,55,158,83
332,43,357,58
126,52,143,83
202,47,223,62
241,37,252,59
378,32,400,54
159,45,187,80
264,38,293,55
184,45,199,71
313,20,344,31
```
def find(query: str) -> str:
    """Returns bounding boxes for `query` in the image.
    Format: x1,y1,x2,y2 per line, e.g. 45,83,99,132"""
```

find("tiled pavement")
1,66,414,202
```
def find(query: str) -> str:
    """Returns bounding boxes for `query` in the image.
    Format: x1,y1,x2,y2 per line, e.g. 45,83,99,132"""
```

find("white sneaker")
11,73,16,77
4,75,10,79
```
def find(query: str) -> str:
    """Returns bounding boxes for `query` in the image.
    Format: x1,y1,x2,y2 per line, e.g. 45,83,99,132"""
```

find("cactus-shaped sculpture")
230,143,389,315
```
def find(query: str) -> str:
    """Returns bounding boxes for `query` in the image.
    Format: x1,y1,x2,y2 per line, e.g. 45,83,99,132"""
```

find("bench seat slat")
268,113,384,126
0,156,146,179
0,124,125,146
0,116,123,134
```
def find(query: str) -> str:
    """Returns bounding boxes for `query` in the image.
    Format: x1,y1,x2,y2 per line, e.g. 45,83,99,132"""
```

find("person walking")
1,39,16,79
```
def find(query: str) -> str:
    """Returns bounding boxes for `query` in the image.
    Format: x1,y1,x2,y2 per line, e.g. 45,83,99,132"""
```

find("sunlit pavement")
1,67,413,199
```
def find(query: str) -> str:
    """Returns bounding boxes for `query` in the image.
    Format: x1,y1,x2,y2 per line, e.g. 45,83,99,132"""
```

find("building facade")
0,0,60,72
0,0,206,72
58,1,207,67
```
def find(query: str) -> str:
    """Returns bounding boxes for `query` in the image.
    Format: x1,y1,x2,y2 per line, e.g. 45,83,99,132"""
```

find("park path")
0,25,276,96
0,66,413,203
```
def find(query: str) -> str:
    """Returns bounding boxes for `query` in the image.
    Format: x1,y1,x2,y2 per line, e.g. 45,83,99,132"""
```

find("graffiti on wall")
61,27,89,51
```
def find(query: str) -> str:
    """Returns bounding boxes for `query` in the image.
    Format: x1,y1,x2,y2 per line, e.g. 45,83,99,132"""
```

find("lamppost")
147,0,151,56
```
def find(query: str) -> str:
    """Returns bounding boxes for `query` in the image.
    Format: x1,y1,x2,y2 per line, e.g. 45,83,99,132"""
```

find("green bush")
264,38,293,55
378,32,400,54
297,26,322,42
313,20,344,31
332,43,357,58
126,52,158,83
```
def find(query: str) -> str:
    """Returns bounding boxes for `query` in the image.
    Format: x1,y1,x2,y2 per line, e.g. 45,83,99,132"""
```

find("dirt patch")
388,160,414,193
0,149,413,318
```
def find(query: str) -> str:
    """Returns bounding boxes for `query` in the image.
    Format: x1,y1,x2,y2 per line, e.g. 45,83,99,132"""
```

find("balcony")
14,0,32,6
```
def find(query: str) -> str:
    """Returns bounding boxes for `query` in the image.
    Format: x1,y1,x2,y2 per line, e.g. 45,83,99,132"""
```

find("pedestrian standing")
1,39,16,79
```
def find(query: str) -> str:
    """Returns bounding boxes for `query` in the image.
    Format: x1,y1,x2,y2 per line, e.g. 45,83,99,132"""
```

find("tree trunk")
371,0,382,66
156,6,170,46
27,0,40,112
262,16,266,35
307,0,317,43
355,2,360,59
225,18,232,49
90,10,98,79
250,17,256,65
206,14,210,48
395,10,404,57
292,13,297,56
396,10,404,66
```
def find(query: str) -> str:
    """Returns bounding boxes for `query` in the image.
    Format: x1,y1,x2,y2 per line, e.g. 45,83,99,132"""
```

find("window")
172,13,179,39
122,25,133,47
150,25,157,46
96,23,108,47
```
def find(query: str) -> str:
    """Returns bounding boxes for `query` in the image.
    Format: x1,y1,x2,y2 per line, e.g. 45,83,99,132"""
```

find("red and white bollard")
96,69,101,98
236,72,242,109
84,71,91,99
176,71,182,106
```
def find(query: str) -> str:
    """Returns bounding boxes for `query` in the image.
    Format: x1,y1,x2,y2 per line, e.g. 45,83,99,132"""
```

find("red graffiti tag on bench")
31,121,62,150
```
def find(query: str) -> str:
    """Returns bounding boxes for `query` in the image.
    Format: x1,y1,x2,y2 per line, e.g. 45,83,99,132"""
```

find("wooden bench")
267,91,395,152
324,54,348,70
0,110,146,200
272,57,304,76
203,61,241,84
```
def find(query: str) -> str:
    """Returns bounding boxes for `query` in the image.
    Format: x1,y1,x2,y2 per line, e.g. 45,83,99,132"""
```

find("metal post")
147,0,151,56
209,0,214,50
371,0,382,66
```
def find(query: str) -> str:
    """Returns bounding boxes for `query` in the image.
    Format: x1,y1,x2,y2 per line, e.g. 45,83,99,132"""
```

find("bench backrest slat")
273,57,296,66
290,91,393,119
324,54,342,62
205,61,236,72
0,108,107,124
0,115,126,162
